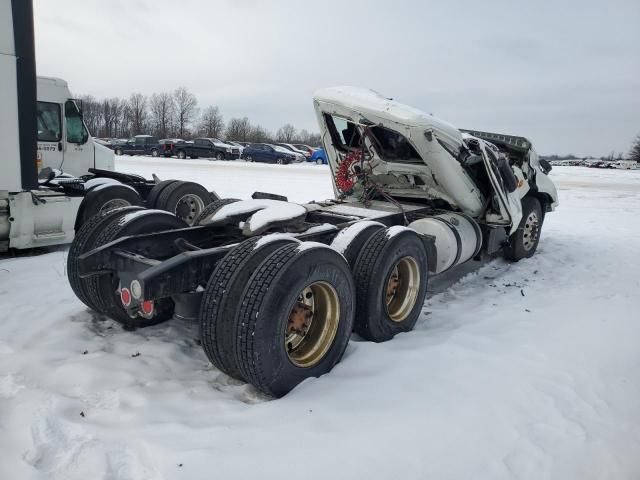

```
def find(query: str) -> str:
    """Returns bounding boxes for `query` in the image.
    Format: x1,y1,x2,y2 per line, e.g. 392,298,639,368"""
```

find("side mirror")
38,166,55,183
539,158,552,174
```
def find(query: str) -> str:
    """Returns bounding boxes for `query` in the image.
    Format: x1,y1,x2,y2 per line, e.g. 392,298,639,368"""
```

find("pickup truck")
111,135,162,157
69,86,558,398
174,138,241,160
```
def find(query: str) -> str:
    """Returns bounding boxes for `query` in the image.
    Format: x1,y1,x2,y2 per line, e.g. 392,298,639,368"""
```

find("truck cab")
36,76,114,177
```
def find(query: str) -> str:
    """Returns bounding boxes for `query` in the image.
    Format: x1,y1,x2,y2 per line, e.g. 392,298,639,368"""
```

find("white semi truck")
1,1,214,252
67,86,558,398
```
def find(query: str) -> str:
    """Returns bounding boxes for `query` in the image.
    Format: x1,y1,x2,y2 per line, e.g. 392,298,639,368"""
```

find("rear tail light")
120,288,132,307
140,300,154,316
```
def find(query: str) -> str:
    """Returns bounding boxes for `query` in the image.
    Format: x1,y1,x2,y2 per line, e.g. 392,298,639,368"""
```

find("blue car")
242,143,297,165
310,148,328,164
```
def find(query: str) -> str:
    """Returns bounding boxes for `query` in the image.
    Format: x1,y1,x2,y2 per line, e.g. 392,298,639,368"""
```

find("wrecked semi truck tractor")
1,2,214,252
68,86,558,397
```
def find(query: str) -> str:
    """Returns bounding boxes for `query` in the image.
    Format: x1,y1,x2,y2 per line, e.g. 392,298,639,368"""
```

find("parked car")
270,144,305,162
224,140,245,155
276,143,311,159
242,143,297,164
292,144,316,157
310,148,328,164
159,138,185,157
174,138,241,160
110,135,161,157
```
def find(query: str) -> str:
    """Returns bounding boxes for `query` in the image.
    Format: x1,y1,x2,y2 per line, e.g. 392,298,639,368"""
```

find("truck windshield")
65,100,89,144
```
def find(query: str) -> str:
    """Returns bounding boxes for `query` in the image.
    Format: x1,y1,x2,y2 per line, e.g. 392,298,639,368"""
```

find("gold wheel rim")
385,256,420,322
286,281,340,368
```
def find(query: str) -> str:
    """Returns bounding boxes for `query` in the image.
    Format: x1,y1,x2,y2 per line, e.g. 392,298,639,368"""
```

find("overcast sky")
33,0,639,156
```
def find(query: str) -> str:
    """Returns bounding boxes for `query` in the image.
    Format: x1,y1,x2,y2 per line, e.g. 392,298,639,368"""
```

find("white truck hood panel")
313,86,485,216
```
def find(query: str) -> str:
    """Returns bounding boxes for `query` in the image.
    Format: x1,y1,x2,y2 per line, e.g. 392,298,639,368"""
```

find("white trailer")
1,0,215,252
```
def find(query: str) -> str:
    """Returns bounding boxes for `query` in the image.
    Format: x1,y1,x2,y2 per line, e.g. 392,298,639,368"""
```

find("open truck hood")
313,87,486,216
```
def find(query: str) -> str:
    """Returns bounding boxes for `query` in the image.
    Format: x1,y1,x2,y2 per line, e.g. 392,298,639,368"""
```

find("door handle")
58,142,62,151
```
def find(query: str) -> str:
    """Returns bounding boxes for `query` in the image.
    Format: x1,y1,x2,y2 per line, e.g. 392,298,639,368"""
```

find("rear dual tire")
200,241,355,397
352,228,428,342
68,208,185,329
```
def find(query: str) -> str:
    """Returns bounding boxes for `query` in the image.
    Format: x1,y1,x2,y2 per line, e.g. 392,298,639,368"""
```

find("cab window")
37,101,62,142
65,100,88,144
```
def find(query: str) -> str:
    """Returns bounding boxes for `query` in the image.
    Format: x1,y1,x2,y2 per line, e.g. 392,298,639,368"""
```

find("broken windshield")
324,113,423,164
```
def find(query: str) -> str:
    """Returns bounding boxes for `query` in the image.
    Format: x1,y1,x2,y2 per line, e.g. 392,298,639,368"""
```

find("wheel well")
527,191,553,222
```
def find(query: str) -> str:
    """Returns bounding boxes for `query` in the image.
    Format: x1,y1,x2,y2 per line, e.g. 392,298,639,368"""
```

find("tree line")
629,134,640,163
78,87,322,146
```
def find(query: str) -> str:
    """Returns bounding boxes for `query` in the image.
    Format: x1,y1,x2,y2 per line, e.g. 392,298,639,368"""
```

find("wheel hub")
175,194,205,225
522,211,540,251
286,282,340,368
385,256,420,322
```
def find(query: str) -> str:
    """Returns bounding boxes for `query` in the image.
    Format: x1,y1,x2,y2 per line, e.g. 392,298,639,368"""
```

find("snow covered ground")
1,163,639,479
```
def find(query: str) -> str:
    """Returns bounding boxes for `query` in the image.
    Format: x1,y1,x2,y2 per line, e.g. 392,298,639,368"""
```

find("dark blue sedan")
242,144,297,165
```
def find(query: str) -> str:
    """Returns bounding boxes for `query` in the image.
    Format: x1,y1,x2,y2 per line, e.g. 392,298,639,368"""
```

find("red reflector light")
140,300,154,316
120,288,132,306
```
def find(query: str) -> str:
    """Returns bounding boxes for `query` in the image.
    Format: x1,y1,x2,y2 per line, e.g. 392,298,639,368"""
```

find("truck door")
206,140,216,157
36,101,64,173
134,136,145,155
61,100,92,176
480,143,523,234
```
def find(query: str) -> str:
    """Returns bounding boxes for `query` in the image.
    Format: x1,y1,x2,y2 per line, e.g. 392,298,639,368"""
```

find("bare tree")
150,92,175,139
79,95,100,136
248,125,270,143
226,117,252,142
198,105,225,138
110,98,128,138
629,135,640,163
174,87,198,138
276,123,297,143
128,93,147,135
101,98,118,138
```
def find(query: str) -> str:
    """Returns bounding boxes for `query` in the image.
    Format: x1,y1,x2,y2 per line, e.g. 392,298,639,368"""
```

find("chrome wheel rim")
286,282,340,368
385,256,420,322
522,211,540,251
175,194,205,225
100,198,131,213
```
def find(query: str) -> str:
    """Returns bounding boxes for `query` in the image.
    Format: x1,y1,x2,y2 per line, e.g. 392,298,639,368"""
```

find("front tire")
504,196,543,261
151,149,159,157
216,152,224,161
